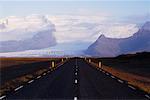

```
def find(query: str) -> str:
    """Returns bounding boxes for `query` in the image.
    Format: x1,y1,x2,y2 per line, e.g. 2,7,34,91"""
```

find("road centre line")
74,97,78,100
76,69,78,71
75,79,78,84
75,72,78,75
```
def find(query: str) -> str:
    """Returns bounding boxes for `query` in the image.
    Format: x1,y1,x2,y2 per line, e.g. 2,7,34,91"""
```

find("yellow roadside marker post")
99,61,102,68
52,61,55,70
85,57,86,60
50,61,52,71
89,59,91,63
62,58,64,62
49,60,51,69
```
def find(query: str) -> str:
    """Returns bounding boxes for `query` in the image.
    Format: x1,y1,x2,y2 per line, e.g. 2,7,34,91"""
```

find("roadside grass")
102,65,150,93
0,57,61,69
0,68,48,96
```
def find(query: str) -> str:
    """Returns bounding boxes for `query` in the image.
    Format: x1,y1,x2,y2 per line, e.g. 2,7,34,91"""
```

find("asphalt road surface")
5,58,148,99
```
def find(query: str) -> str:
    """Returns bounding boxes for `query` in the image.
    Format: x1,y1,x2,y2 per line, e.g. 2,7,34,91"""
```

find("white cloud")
0,15,57,52
48,15,138,43
48,15,107,43
0,14,55,41
95,23,138,38
0,14,139,44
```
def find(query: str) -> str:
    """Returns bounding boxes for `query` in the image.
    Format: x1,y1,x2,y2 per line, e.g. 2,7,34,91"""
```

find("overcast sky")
0,0,149,43
0,0,149,18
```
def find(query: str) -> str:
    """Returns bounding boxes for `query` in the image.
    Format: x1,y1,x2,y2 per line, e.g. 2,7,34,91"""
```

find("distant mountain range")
0,15,149,57
86,21,150,57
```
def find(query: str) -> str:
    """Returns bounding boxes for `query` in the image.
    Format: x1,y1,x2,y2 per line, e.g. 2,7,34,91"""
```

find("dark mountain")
86,21,150,57
116,52,150,59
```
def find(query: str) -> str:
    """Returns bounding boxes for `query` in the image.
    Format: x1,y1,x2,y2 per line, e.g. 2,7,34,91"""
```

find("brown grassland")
0,57,61,69
87,52,150,93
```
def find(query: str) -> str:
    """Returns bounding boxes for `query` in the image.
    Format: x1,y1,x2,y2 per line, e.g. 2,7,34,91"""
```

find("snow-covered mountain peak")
98,34,106,39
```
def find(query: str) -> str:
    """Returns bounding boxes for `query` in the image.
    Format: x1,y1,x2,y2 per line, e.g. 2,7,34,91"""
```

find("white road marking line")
102,71,105,73
56,63,63,68
28,80,34,84
56,61,67,68
74,97,78,100
111,76,115,78
76,69,78,71
43,73,46,75
47,71,50,73
0,95,6,100
99,69,102,71
75,72,78,75
76,66,78,68
14,85,23,91
59,64,62,66
128,85,136,90
37,76,41,79
145,94,150,99
118,79,124,83
75,79,78,84
106,73,109,75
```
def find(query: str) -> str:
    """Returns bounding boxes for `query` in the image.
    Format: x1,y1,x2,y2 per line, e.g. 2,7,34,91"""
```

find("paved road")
5,58,147,99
